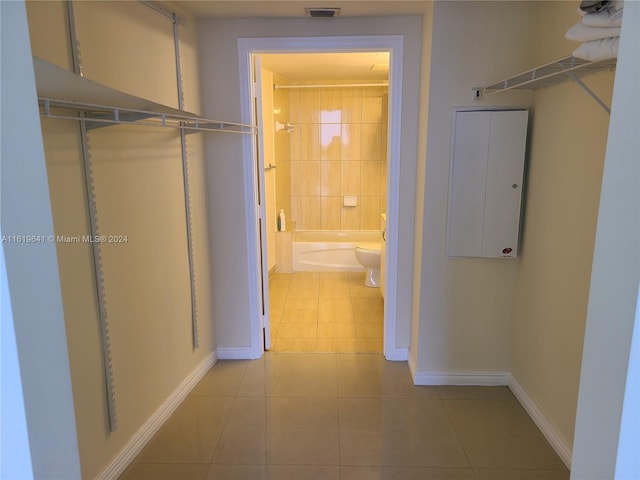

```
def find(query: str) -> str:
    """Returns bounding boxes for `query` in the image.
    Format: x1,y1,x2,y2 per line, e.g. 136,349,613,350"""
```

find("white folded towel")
573,37,619,61
565,21,621,41
581,8,624,27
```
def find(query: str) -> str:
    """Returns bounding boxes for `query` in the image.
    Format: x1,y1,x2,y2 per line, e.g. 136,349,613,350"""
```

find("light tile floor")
269,272,383,353
120,354,569,480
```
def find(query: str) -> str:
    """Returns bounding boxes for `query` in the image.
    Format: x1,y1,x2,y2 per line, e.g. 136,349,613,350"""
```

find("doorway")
238,36,404,360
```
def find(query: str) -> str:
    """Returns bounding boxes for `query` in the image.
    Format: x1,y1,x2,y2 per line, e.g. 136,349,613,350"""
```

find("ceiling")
177,1,429,18
260,52,390,81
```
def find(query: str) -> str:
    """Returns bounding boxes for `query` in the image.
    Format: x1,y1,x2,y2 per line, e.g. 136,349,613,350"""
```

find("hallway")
119,353,569,480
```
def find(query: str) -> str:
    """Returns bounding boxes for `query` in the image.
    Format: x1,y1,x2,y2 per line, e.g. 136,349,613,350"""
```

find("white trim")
412,369,510,386
95,350,218,480
385,347,409,362
237,35,404,361
508,376,573,469
217,346,261,360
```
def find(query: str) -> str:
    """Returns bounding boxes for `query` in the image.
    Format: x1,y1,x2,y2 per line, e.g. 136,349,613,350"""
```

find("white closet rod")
275,82,388,89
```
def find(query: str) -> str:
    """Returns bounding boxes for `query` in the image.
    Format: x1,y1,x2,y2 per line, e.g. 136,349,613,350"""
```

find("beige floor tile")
354,309,384,323
268,428,340,465
473,469,569,479
270,297,286,309
319,284,351,298
356,322,384,338
269,286,289,299
437,386,514,400
272,338,317,353
135,396,233,463
337,355,439,398
339,427,469,468
317,337,359,353
225,397,268,430
350,285,383,298
287,287,319,299
212,427,267,465
319,298,353,310
281,309,318,323
318,308,355,323
358,337,383,353
278,323,317,338
270,309,283,323
267,465,340,480
269,396,339,430
205,465,267,480
444,399,567,470
118,463,209,480
284,297,318,309
319,271,349,280
352,297,384,310
340,466,476,480
270,323,280,339
290,273,320,290
269,274,292,288
318,322,357,338
189,361,249,397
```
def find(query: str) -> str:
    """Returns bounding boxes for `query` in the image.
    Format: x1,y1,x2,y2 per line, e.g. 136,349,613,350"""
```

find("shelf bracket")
564,71,611,114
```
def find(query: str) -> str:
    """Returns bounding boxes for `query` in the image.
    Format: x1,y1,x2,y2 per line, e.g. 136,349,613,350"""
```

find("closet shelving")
34,9,255,433
35,57,256,134
474,55,616,113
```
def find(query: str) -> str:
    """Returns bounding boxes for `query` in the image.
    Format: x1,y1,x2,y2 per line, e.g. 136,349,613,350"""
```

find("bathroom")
258,52,390,353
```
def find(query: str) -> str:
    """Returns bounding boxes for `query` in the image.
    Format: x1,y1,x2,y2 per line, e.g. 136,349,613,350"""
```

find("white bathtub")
292,230,382,272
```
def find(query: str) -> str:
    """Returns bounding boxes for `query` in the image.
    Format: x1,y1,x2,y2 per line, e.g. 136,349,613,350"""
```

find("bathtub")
292,230,382,272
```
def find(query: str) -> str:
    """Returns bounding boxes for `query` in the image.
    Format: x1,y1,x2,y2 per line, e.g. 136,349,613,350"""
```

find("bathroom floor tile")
287,287,319,299
317,337,359,352
355,322,384,338
353,309,384,323
284,297,318,310
318,308,355,323
352,297,384,310
318,322,357,338
319,298,353,310
281,309,318,323
272,337,317,353
356,337,384,353
278,323,317,338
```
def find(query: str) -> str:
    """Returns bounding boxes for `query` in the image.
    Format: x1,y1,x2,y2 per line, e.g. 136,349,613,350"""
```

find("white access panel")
447,109,528,258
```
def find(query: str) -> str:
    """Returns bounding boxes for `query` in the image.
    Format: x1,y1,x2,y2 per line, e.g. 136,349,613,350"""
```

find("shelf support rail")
66,0,118,432
172,11,199,349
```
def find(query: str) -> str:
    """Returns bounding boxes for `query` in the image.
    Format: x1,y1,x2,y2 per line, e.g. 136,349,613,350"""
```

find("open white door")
251,55,271,350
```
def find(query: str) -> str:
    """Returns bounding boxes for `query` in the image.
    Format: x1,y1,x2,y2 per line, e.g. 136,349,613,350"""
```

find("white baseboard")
217,346,259,360
96,349,218,480
413,369,510,386
508,376,572,469
384,347,409,361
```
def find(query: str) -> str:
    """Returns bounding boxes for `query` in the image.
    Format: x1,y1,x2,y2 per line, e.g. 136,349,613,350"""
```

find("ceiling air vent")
305,7,341,18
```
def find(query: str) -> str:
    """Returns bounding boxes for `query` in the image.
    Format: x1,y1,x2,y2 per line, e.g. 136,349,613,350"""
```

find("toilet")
354,243,382,288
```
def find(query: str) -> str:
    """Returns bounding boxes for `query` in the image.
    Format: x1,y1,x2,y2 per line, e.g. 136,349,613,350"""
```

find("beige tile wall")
289,84,388,231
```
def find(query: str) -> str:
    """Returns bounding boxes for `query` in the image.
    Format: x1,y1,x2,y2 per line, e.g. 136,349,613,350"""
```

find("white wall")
413,1,536,376
1,2,81,478
198,15,424,351
510,2,615,453
25,2,215,478
571,3,640,477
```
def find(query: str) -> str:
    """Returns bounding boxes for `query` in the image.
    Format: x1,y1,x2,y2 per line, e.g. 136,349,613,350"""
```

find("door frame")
238,35,404,359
